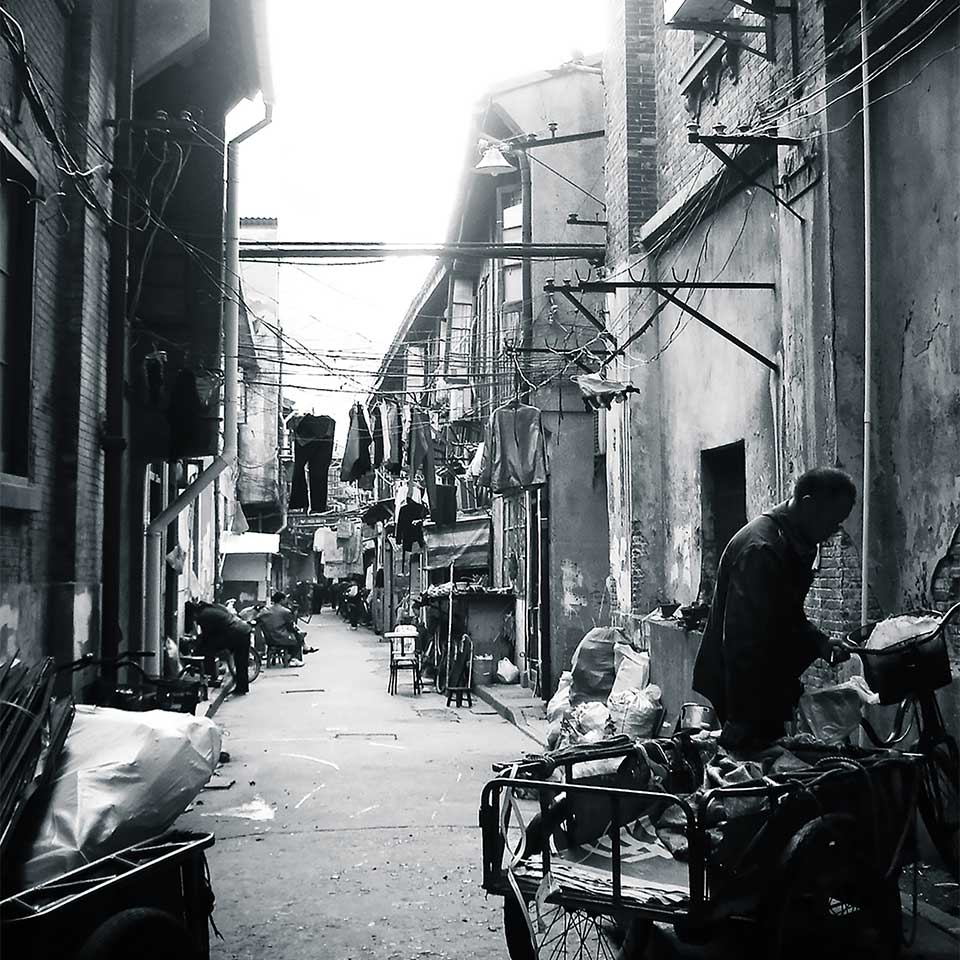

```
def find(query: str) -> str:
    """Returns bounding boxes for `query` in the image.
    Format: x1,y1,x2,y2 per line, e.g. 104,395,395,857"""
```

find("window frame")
0,132,39,504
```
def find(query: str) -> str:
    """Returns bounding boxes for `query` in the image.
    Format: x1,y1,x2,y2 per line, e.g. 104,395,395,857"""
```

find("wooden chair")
385,628,421,696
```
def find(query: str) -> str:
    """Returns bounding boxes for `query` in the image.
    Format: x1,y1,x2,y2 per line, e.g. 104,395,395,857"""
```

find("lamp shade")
473,145,515,176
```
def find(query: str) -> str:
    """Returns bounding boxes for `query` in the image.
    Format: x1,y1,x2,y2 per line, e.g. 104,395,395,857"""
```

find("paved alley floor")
177,612,534,960
177,612,958,960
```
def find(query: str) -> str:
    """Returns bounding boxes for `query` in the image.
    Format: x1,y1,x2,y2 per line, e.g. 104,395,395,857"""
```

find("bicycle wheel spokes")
918,735,959,880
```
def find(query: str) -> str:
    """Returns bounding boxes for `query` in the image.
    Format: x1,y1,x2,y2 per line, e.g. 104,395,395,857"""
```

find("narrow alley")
180,612,534,960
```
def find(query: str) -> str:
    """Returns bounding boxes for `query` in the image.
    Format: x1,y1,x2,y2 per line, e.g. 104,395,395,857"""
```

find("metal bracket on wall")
549,279,779,373
547,279,618,349
688,127,806,223
667,0,799,73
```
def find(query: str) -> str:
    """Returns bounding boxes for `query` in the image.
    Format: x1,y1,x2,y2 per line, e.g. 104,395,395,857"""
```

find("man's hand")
815,631,850,665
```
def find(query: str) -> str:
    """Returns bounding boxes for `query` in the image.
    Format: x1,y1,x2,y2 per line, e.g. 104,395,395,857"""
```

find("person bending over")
692,467,855,751
187,599,253,696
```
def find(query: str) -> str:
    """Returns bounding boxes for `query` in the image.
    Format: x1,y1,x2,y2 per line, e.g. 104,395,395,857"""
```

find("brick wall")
654,0,827,202
803,528,883,688
931,525,960,673
0,0,114,663
605,0,659,264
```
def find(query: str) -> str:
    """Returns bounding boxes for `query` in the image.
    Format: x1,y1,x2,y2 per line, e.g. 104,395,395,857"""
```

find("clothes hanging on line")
385,402,402,472
479,402,549,494
341,402,373,482
288,414,336,512
395,499,427,555
432,484,458,527
407,407,438,511
572,373,638,410
371,405,385,467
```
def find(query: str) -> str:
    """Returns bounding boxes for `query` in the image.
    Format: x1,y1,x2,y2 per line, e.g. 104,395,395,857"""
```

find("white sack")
496,658,520,684
19,705,221,888
867,614,941,650
608,684,663,740
546,672,573,723
610,648,650,698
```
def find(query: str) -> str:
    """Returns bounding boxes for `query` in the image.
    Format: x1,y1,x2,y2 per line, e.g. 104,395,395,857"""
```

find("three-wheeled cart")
1,830,216,960
481,736,920,959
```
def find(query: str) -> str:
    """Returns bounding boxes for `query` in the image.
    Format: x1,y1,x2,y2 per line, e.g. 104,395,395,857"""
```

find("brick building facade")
0,1,271,670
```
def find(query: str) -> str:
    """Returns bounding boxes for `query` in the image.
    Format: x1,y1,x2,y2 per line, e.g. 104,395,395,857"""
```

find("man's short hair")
794,467,857,504
271,591,286,603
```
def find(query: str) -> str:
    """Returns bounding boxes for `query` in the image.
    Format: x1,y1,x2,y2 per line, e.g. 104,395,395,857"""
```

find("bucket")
472,654,496,686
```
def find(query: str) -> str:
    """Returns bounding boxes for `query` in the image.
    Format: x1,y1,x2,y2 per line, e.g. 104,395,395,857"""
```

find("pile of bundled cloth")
545,627,663,750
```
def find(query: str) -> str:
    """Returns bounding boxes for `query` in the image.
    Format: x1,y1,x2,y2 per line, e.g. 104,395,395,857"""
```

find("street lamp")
473,143,516,176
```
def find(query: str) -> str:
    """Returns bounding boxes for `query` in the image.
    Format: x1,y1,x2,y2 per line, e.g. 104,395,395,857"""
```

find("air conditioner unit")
664,0,736,25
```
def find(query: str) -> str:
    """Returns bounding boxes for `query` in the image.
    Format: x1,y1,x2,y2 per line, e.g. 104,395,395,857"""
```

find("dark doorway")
700,441,747,600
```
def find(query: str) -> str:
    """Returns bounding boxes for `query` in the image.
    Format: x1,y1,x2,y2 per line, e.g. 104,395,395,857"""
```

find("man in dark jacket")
692,468,856,750
188,600,253,695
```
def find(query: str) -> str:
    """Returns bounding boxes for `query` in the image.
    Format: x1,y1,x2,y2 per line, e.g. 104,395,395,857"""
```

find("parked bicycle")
842,600,960,879
177,635,261,689
59,652,207,714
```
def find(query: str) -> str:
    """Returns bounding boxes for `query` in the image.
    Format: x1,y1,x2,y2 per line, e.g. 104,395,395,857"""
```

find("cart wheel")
504,892,650,960
76,908,200,960
765,814,902,960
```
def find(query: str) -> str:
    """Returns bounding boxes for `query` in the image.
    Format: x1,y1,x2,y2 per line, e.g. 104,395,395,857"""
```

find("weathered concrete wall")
825,16,960,640
544,408,610,696
652,185,782,605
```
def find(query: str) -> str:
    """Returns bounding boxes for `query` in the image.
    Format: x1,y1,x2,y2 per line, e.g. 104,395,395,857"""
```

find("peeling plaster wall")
653,186,782,605
826,18,960,617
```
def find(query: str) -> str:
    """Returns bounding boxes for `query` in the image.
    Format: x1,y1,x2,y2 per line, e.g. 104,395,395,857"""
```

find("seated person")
257,592,305,663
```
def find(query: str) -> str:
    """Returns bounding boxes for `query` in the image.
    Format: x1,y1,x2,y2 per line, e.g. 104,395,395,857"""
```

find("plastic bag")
546,671,573,723
496,658,520,684
610,647,650,698
163,636,182,679
798,676,879,744
608,684,663,739
570,627,626,705
16,705,221,888
867,614,941,650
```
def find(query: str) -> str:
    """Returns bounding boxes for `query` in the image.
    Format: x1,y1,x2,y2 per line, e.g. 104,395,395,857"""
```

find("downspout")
859,0,873,625
518,150,534,398
142,103,273,667
101,0,136,663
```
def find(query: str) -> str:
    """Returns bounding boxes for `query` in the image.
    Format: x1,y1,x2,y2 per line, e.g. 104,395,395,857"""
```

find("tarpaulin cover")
16,705,220,889
423,516,491,571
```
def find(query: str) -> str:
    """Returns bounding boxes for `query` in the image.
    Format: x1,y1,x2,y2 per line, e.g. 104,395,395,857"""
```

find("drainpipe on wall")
518,150,534,398
859,0,873,625
142,103,273,669
101,0,136,664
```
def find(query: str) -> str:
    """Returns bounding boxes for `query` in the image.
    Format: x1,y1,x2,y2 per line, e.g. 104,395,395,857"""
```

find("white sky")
228,0,608,445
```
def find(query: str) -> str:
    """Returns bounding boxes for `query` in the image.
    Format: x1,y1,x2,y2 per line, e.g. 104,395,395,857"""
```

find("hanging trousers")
289,415,336,512
407,408,437,512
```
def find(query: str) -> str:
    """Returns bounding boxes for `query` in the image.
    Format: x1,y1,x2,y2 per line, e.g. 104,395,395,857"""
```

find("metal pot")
677,702,717,731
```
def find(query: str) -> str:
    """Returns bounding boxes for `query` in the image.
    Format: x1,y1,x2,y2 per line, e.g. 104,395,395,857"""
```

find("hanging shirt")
479,402,549,494
340,403,373,482
371,406,385,467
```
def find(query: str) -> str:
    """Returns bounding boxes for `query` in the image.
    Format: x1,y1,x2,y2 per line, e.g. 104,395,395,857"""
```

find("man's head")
791,468,857,543
271,591,286,604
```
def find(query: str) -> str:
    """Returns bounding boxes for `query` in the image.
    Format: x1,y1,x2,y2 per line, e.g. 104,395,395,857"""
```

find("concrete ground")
178,613,958,959
177,611,534,960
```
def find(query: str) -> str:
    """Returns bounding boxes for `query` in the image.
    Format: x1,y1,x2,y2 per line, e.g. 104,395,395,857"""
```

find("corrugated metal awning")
423,516,491,571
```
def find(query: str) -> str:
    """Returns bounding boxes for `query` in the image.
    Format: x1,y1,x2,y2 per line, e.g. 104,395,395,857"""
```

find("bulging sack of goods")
496,658,520,684
608,684,663,740
866,614,941,650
